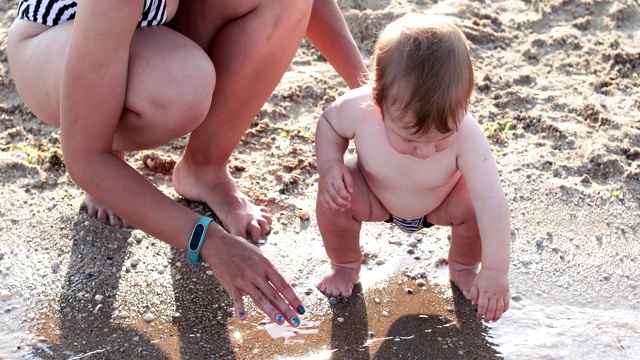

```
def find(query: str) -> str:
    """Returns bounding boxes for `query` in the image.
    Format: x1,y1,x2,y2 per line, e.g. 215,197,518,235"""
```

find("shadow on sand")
327,278,501,359
34,206,237,359
34,204,500,360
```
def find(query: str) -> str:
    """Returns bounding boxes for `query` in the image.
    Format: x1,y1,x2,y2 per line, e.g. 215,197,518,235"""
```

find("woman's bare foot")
316,262,361,298
83,193,132,229
448,259,479,300
82,150,132,229
172,158,271,241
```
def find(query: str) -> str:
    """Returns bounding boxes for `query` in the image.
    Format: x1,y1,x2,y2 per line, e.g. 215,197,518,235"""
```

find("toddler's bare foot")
448,259,479,300
83,193,132,229
173,159,271,241
317,262,361,298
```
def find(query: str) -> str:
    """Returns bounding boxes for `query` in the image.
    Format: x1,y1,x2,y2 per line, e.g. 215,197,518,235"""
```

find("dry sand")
1,0,639,359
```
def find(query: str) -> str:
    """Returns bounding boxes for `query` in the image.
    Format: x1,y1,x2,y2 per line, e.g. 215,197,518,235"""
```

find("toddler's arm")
456,116,511,321
316,114,353,210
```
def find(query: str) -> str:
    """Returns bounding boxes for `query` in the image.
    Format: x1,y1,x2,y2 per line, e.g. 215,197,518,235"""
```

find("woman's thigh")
8,20,214,133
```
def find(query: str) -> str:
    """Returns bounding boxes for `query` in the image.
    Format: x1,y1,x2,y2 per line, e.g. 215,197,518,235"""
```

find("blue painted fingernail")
297,305,305,315
238,311,245,318
292,317,300,326
276,315,284,324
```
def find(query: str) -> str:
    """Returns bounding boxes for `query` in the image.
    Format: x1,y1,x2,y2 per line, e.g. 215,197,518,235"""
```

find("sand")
1,0,639,359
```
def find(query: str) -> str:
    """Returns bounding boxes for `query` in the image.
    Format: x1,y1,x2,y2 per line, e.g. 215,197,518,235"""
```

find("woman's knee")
136,49,215,135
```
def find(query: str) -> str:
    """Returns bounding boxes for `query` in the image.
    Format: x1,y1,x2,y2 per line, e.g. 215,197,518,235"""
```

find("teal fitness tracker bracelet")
188,216,213,264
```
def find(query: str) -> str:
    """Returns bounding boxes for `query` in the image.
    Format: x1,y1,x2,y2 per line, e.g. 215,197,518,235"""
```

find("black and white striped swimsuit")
15,0,167,28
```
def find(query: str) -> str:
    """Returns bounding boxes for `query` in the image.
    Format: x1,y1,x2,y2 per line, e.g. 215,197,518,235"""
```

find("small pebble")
369,331,375,338
51,261,61,273
176,262,182,268
175,274,182,280
143,313,155,323
375,259,386,265
258,239,266,245
206,270,214,276
406,248,415,254
298,210,311,221
158,268,165,275
381,311,389,317
135,236,143,244
416,279,426,287
511,294,523,302
409,240,419,247
337,317,345,324
95,295,104,301
0,290,11,300
405,288,414,294
130,258,140,266
413,234,423,241
419,315,429,320
535,238,544,247
305,288,314,295
374,298,381,304
329,297,338,305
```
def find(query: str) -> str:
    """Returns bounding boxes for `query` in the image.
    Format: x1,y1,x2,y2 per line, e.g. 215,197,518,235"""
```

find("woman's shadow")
42,205,236,359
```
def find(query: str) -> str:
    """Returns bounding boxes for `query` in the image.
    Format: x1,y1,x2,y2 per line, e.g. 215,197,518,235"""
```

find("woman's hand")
200,225,305,327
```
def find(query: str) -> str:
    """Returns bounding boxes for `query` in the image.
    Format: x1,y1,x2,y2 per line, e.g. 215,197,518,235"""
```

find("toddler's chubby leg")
427,177,481,300
315,157,390,298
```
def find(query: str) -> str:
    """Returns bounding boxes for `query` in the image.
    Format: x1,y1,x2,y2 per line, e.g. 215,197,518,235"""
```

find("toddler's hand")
469,268,510,322
318,163,353,211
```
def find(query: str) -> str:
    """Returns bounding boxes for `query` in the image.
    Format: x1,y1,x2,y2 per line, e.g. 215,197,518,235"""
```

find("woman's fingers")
252,281,300,327
241,262,302,327
230,288,248,320
265,267,305,319
208,234,304,326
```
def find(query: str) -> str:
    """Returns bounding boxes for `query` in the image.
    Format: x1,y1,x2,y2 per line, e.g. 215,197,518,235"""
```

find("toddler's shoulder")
326,85,376,117
457,112,484,137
